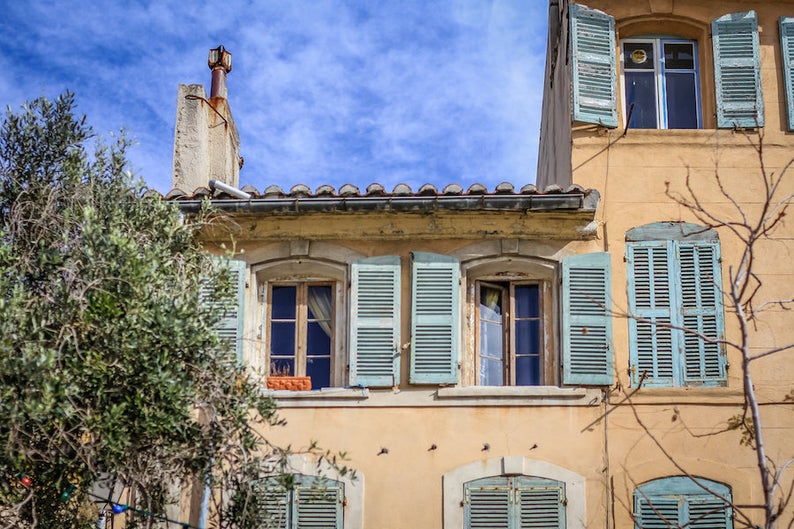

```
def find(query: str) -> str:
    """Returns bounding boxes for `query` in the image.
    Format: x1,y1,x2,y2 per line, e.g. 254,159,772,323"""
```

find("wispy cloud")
1,0,548,193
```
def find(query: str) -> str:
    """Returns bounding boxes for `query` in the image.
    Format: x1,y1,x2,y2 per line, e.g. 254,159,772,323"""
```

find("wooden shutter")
678,242,726,386
635,496,680,529
350,256,401,387
570,3,618,127
410,252,460,384
293,481,344,529
781,17,794,131
635,477,732,529
202,258,246,362
261,486,290,529
712,11,764,128
516,481,565,529
562,252,614,385
687,496,731,529
627,242,676,387
465,480,511,529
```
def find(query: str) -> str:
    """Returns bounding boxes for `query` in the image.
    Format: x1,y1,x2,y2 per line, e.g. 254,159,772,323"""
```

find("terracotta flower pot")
267,376,312,391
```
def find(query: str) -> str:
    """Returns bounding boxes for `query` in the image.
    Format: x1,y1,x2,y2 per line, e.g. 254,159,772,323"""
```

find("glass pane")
479,286,502,320
480,320,503,361
514,285,539,318
515,320,541,355
306,357,331,389
623,42,654,70
666,72,698,129
270,321,295,357
480,356,503,386
625,71,658,128
270,358,295,377
307,285,332,320
664,42,694,70
515,356,540,386
307,321,331,355
271,286,296,319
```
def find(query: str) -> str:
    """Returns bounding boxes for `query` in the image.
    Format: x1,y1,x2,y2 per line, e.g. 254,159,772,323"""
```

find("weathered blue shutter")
202,258,246,362
570,3,618,127
562,252,613,385
635,477,732,529
712,11,764,128
678,242,726,386
781,17,794,131
627,242,676,387
516,479,565,529
294,481,344,529
410,252,460,384
261,485,290,529
465,478,511,529
350,256,401,387
635,496,680,529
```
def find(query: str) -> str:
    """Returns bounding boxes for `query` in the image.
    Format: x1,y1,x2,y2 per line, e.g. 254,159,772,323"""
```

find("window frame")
620,36,703,129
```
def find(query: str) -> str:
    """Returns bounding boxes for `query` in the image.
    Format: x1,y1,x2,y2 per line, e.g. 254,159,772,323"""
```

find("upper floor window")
622,38,701,129
634,477,733,529
626,223,726,387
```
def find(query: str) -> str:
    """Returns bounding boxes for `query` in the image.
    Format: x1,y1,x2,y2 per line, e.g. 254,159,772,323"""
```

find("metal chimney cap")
208,45,232,73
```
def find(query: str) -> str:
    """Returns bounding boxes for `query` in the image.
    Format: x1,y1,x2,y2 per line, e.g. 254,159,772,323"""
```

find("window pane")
625,71,658,128
515,320,541,355
666,72,699,129
515,356,541,386
271,286,296,319
270,321,295,357
623,42,654,70
664,42,694,70
514,285,539,318
480,286,502,320
481,321,503,360
306,357,331,389
270,358,295,377
307,285,332,320
307,321,331,355
481,356,503,386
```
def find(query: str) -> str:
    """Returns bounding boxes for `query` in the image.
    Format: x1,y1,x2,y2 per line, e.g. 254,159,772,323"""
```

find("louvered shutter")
261,486,290,529
202,258,246,362
635,478,732,529
627,242,676,387
678,242,726,386
350,256,401,387
635,496,680,529
781,17,794,131
712,11,764,128
465,481,511,529
687,496,731,529
516,480,565,529
561,252,613,385
410,252,460,384
570,3,618,127
294,482,343,529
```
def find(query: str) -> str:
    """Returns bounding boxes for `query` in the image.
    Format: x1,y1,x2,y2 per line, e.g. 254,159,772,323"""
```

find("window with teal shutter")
781,17,794,131
202,258,246,362
260,475,344,529
570,3,618,127
464,476,565,529
350,256,401,387
634,477,732,529
410,252,460,384
626,223,726,387
561,252,613,386
712,11,763,128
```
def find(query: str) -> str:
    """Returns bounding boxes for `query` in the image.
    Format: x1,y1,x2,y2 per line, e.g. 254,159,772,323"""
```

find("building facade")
169,1,794,525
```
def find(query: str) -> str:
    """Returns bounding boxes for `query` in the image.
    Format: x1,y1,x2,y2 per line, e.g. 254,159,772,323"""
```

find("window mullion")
655,38,667,129
506,284,515,386
296,284,308,377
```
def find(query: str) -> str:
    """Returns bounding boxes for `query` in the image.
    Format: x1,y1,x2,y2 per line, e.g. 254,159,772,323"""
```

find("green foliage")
0,93,312,528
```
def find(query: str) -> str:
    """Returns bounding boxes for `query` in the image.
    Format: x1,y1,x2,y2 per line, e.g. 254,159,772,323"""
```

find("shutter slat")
781,17,794,131
562,252,613,385
570,3,618,127
713,11,764,127
350,256,401,387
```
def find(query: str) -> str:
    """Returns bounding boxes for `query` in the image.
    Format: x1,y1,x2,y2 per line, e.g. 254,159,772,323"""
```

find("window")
622,38,701,129
634,477,732,529
260,474,344,529
267,282,335,389
626,223,726,387
570,4,763,129
464,476,565,529
476,281,547,386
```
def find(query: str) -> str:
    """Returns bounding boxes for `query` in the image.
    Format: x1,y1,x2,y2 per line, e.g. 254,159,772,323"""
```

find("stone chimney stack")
172,45,241,193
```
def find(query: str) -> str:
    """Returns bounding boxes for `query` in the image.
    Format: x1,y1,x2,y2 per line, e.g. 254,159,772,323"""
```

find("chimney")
171,45,241,193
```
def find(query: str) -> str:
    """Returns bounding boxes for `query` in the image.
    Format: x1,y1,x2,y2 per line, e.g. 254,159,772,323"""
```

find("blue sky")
1,1,549,193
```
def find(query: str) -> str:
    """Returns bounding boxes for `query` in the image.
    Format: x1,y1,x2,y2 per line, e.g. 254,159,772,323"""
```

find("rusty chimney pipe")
208,45,232,99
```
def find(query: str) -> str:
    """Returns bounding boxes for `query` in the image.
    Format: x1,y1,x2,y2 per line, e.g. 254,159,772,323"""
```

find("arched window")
634,477,733,529
464,475,566,529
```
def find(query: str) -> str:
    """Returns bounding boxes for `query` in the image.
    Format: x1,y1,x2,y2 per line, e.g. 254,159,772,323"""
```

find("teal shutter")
712,11,764,128
350,256,401,387
635,477,732,529
516,481,565,529
410,252,460,384
570,3,618,127
465,476,565,529
261,485,290,529
627,242,676,387
561,252,614,385
465,479,511,529
781,17,794,131
294,481,344,529
202,258,246,362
